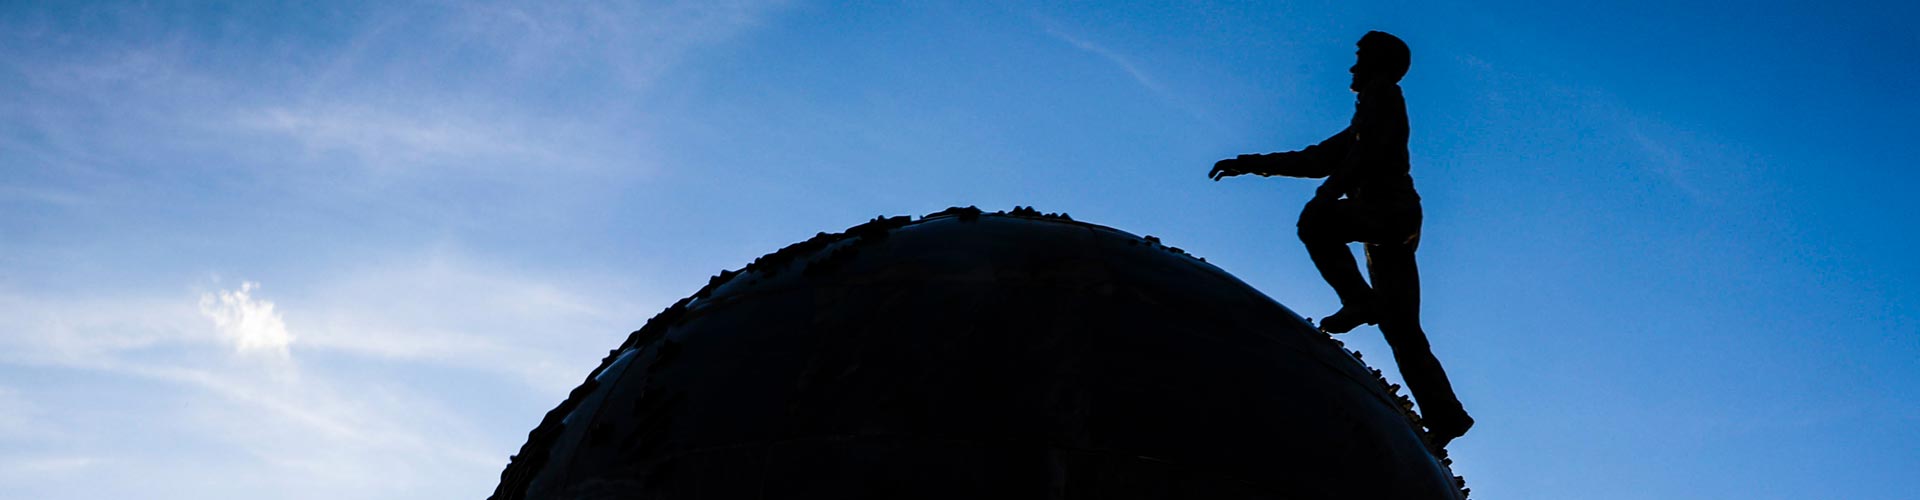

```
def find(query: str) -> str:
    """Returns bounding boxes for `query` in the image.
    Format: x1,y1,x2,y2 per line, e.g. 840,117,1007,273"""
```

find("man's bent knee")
1297,206,1342,243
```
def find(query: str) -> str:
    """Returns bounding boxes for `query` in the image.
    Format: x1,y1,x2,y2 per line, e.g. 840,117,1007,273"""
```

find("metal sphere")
493,207,1466,499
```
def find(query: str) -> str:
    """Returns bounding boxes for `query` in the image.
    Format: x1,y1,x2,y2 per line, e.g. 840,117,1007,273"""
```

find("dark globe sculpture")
492,207,1467,499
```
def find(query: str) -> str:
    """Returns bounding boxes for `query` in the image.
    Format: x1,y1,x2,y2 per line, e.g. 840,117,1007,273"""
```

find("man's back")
1344,82,1418,205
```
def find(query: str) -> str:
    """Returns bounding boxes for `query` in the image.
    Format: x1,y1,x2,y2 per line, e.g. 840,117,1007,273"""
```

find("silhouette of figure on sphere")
1208,31,1473,446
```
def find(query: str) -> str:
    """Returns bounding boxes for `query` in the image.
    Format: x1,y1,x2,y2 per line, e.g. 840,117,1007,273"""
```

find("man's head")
1350,31,1410,92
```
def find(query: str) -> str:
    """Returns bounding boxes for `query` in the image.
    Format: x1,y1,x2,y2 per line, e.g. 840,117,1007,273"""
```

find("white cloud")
1044,26,1163,93
0,292,207,364
231,1,793,175
0,185,91,207
1032,16,1214,122
0,2,788,496
198,282,294,356
0,248,674,498
287,249,662,393
235,103,588,174
442,0,792,87
3,1,793,193
0,456,99,480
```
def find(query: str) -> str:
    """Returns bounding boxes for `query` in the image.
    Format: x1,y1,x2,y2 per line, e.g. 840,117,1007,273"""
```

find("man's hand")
1209,158,1245,181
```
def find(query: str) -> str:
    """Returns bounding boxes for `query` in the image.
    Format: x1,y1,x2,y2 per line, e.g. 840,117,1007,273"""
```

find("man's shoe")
1317,303,1377,334
1426,414,1474,450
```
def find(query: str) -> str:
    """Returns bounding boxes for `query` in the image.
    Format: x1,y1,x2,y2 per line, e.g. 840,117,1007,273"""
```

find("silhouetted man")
1208,31,1472,446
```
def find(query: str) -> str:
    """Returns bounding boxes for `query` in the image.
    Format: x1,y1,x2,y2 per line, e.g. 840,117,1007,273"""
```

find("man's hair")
1358,31,1411,82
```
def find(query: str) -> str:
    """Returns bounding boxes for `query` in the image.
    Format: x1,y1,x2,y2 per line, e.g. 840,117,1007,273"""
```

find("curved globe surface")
492,208,1466,499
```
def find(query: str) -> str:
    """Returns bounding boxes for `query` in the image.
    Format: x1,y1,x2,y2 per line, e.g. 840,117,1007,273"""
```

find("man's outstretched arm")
1210,128,1355,181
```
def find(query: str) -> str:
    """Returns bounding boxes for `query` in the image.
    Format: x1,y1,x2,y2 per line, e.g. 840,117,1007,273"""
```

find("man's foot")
1317,303,1377,334
1426,414,1474,450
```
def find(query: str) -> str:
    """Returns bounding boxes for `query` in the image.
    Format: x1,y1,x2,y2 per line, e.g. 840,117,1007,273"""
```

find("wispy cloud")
290,249,660,392
0,293,207,364
0,185,90,207
233,103,597,175
1623,125,1709,202
0,249,667,498
0,2,778,497
0,456,99,482
1031,16,1217,124
441,1,791,88
1,1,791,192
1044,26,1164,93
1453,54,1748,208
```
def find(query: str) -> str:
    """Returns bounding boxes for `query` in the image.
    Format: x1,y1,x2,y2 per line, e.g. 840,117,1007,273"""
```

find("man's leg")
1365,242,1473,445
1297,199,1378,333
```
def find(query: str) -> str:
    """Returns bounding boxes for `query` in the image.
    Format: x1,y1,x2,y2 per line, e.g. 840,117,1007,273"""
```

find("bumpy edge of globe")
488,206,1471,500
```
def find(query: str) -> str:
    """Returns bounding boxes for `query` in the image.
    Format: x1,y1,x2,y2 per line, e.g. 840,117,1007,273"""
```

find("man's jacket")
1235,82,1420,205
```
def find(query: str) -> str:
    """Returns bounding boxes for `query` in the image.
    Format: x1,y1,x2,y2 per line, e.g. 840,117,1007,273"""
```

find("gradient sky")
2,1,1916,498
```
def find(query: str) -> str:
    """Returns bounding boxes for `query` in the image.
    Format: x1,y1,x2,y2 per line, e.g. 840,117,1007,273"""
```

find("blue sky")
2,1,1915,498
